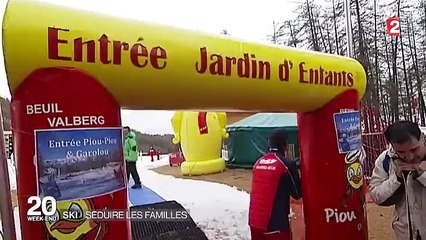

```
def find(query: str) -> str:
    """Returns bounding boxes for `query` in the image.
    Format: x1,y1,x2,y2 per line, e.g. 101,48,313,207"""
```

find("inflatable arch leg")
11,67,130,240
298,89,368,240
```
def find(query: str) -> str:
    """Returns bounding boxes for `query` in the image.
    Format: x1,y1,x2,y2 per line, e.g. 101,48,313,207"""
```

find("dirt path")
153,166,396,240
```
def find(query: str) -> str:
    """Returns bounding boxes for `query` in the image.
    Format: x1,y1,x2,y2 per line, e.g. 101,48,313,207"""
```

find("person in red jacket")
156,149,161,160
149,146,155,162
249,129,302,240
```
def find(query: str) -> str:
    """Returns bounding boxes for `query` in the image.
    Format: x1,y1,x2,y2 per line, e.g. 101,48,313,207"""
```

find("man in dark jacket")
249,129,302,240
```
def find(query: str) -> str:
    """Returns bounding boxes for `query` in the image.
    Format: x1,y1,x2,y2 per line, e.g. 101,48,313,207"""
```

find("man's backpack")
383,153,391,175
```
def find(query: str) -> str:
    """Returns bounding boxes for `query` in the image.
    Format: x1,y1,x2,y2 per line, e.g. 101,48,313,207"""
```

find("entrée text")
46,27,354,87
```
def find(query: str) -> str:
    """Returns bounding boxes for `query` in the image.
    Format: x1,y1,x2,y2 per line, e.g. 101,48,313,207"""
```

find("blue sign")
333,111,362,154
35,127,126,201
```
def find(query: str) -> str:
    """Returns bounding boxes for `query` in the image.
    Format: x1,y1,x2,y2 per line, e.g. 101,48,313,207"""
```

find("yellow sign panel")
2,0,366,112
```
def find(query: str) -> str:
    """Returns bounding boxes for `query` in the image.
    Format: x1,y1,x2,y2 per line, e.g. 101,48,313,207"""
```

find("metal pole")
343,0,354,57
0,101,17,240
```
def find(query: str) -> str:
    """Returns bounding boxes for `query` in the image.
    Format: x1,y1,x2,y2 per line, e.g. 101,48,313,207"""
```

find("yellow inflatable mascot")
171,111,229,176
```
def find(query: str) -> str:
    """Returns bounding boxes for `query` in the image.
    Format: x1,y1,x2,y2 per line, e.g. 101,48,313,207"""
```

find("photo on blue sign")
333,111,362,154
35,127,126,201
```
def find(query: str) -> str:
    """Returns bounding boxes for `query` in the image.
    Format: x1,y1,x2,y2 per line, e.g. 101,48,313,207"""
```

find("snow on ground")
141,155,172,170
137,155,251,240
8,155,16,190
2,155,251,240
13,207,21,240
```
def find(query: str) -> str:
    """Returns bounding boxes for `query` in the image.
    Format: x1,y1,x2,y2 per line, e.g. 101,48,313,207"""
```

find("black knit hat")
269,129,288,149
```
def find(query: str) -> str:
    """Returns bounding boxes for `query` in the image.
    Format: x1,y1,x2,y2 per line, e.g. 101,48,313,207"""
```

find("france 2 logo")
386,17,400,36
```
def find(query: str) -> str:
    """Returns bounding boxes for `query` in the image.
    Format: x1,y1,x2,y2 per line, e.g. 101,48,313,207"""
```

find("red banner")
298,89,368,240
11,67,130,240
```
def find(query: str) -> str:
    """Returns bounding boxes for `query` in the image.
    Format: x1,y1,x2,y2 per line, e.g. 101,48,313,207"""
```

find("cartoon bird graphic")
171,111,229,176
342,148,366,207
44,195,112,240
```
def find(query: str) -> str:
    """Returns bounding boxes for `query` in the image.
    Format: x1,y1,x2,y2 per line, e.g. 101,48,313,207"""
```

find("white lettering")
104,137,118,144
26,215,44,222
47,116,105,127
83,138,104,146
82,137,117,146
27,196,57,216
340,108,356,113
259,159,277,164
255,165,276,171
26,105,33,115
324,208,356,223
341,117,360,124
76,148,109,157
325,208,333,222
48,139,81,148
26,103,63,115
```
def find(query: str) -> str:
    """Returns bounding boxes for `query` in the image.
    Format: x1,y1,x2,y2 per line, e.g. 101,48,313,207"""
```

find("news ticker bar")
27,209,190,222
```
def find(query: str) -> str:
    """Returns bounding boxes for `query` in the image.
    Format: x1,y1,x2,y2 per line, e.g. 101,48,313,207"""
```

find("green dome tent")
225,113,299,168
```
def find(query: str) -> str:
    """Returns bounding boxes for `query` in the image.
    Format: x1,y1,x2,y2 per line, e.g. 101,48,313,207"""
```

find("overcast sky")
0,0,299,134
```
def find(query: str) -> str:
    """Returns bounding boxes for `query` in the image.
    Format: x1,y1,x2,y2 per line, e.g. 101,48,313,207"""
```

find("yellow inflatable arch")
3,0,366,177
3,0,366,113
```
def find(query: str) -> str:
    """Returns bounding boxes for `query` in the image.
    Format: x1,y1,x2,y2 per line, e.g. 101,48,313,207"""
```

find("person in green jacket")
124,126,141,189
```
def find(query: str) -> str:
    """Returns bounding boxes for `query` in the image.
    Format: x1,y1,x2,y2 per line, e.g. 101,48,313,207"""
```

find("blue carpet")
128,180,165,206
